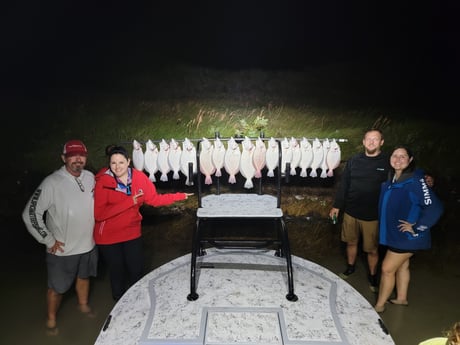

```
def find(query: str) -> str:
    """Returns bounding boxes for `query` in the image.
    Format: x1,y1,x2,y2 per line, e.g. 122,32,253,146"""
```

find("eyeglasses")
75,177,85,192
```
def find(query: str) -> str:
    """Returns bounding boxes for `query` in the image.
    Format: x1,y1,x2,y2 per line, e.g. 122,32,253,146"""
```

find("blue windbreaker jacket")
378,169,444,251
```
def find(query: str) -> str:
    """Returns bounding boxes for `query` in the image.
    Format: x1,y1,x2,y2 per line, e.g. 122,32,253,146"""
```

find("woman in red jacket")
94,145,193,300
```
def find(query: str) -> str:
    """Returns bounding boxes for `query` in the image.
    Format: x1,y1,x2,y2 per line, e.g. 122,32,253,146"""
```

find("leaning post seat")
187,137,298,302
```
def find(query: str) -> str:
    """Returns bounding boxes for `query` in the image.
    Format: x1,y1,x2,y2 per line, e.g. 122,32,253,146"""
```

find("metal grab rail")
187,137,298,302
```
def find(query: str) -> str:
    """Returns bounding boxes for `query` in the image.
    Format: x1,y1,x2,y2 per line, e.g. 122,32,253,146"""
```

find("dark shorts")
387,246,416,254
341,213,379,252
46,247,98,294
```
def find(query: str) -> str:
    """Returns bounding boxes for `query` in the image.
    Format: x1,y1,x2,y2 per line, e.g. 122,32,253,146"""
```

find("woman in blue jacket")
374,146,443,313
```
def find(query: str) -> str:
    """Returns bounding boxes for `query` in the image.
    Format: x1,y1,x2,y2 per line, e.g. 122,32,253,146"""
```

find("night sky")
3,1,458,112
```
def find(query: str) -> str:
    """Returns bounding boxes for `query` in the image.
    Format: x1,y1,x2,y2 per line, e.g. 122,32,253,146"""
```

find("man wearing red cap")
22,139,97,334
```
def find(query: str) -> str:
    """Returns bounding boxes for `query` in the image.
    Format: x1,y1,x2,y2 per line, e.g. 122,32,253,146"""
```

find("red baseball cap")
63,140,88,157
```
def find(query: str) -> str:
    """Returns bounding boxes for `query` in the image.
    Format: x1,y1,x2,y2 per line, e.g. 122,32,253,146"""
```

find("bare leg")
394,257,411,303
346,242,358,266
367,249,379,275
75,277,94,316
47,288,62,330
375,250,413,309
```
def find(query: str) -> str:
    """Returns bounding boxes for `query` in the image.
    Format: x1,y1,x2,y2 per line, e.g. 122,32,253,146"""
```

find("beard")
70,162,84,173
365,147,379,156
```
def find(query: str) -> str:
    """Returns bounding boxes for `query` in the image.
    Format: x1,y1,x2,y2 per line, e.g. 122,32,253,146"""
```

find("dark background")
3,1,458,100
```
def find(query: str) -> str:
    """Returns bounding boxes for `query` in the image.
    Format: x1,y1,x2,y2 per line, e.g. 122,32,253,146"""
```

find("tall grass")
10,62,456,181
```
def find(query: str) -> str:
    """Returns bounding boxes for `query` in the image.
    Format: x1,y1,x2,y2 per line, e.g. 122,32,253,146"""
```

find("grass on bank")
23,98,456,180
10,63,455,178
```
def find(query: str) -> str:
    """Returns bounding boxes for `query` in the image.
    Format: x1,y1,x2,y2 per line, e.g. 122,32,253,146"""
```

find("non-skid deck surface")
197,194,282,218
95,249,394,345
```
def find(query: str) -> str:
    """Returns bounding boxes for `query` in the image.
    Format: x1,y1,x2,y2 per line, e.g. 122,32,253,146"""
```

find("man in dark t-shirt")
329,128,390,292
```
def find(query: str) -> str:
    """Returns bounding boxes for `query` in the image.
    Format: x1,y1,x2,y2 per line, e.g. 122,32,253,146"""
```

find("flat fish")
289,137,301,176
309,138,324,178
320,138,331,178
240,136,256,189
157,139,170,182
299,137,313,177
326,138,341,177
132,139,145,171
168,138,182,180
144,139,159,182
212,137,226,177
265,137,279,177
281,137,293,176
252,137,267,178
180,138,197,186
199,138,215,185
224,137,241,184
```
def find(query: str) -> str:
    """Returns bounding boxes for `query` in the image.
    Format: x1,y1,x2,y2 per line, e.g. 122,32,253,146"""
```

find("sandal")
389,299,409,306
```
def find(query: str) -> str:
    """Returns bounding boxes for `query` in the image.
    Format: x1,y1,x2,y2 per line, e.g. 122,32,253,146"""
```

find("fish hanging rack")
121,134,348,187
122,134,348,145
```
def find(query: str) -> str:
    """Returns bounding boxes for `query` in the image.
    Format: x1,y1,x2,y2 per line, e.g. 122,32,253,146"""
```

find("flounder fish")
320,138,330,178
326,138,341,177
252,137,267,178
144,139,159,182
309,138,324,178
224,137,241,184
240,136,256,189
289,137,301,176
299,137,313,177
281,137,292,176
168,138,182,180
157,139,170,182
265,137,279,177
180,138,197,186
132,139,145,171
199,138,215,185
212,137,226,177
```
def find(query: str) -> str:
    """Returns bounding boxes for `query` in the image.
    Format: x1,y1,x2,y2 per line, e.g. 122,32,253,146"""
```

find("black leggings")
98,237,144,300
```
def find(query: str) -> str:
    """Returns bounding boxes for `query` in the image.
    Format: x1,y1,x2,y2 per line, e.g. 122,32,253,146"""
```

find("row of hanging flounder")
132,136,341,188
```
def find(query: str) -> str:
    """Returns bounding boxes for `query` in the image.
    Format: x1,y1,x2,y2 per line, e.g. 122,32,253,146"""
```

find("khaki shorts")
341,213,379,252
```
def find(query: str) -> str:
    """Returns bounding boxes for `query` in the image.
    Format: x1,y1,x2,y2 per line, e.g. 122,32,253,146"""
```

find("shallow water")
2,212,459,345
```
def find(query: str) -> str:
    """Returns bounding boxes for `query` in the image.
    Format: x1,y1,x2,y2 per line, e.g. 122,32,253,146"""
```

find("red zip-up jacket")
94,168,186,245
